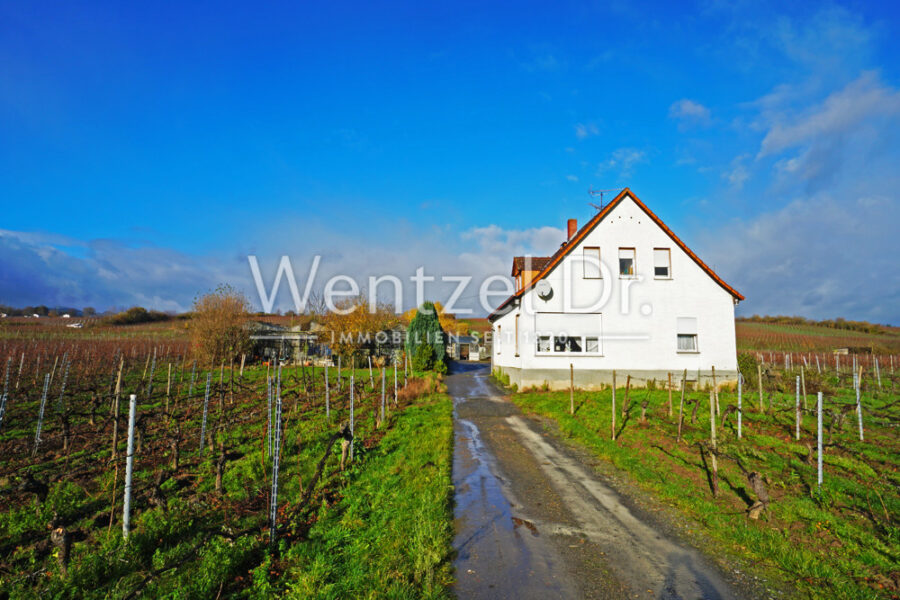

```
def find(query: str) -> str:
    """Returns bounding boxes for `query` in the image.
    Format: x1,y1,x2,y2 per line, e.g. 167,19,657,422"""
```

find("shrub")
406,302,446,371
412,343,435,371
737,352,758,384
104,306,171,326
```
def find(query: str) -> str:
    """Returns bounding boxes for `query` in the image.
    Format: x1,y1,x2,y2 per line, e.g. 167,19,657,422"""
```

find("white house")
489,188,743,390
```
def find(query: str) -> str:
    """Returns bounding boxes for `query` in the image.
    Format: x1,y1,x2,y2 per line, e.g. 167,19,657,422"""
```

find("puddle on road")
448,364,577,600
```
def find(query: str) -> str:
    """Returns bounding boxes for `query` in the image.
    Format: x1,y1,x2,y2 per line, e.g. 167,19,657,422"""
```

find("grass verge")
502,377,898,599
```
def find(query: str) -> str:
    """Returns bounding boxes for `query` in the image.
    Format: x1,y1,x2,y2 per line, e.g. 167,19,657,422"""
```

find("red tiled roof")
488,188,744,320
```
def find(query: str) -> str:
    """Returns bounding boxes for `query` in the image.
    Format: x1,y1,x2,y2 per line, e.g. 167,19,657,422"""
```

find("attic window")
654,248,671,279
618,248,636,277
584,247,601,279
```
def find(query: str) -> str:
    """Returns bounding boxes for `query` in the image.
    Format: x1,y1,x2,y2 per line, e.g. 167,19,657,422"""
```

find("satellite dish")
536,280,553,301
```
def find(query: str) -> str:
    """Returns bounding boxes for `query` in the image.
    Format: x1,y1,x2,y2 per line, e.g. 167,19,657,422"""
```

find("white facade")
490,190,741,390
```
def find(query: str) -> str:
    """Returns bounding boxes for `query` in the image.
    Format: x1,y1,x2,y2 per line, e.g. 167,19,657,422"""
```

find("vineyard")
737,319,900,354
504,355,900,599
0,336,453,599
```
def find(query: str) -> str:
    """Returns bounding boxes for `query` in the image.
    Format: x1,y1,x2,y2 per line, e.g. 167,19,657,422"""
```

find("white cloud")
575,122,599,139
758,71,900,158
771,6,875,75
697,192,900,323
722,154,751,189
596,147,647,179
669,99,712,129
0,230,240,312
566,174,579,182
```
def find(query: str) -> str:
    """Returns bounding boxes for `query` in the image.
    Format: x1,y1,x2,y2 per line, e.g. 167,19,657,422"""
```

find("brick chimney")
567,218,577,241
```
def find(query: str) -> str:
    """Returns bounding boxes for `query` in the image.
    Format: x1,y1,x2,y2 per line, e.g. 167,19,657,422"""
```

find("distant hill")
736,318,900,353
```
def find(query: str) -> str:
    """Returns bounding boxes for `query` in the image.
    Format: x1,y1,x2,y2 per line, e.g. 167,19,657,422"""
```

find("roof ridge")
489,189,743,320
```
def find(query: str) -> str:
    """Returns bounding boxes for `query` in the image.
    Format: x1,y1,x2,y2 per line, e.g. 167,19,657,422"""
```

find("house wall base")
494,366,739,391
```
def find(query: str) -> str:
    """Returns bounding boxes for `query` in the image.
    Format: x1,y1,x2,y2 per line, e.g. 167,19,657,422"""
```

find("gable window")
618,248,636,277
653,248,671,278
676,317,698,353
583,247,601,279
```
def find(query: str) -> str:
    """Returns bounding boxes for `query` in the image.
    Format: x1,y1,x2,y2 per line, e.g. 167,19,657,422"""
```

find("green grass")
502,373,899,599
276,396,454,599
0,362,454,599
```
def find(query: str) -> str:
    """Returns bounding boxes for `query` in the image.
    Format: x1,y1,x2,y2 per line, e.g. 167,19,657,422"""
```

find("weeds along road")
448,362,746,600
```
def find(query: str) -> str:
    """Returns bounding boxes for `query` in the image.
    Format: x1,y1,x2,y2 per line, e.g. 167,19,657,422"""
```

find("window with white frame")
583,247,601,279
536,335,551,353
618,248,636,277
676,317,698,352
653,248,671,278
534,312,602,355
515,314,520,356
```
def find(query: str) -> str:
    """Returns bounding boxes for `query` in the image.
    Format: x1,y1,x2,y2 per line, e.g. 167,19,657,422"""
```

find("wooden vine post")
569,364,574,415
711,366,719,416
757,364,764,412
610,370,616,441
667,372,672,418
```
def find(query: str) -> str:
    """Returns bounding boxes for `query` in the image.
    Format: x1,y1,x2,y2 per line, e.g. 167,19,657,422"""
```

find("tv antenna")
588,187,620,211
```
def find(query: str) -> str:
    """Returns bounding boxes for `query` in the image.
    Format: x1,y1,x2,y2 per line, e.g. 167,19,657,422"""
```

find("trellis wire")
325,364,330,420
349,375,355,460
199,373,211,454
854,372,864,441
146,348,157,397
0,393,8,434
123,393,137,539
32,373,51,457
3,356,10,398
817,391,823,488
269,365,283,545
875,357,881,388
15,352,24,390
188,361,197,398
266,375,273,457
56,357,70,412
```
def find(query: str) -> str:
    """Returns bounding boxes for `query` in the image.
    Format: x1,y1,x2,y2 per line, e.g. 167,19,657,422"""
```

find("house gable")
488,188,743,320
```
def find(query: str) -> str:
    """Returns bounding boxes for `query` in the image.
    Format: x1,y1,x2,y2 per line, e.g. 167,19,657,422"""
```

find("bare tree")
189,285,252,367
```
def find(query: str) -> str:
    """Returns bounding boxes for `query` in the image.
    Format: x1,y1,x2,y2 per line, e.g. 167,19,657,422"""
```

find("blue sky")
1,1,899,322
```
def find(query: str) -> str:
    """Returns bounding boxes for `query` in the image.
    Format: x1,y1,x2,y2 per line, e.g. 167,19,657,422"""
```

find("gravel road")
449,362,751,600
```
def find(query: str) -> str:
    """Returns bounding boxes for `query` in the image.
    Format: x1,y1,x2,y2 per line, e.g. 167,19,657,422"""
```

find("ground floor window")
537,336,551,353
676,317,698,353
677,333,698,352
534,312,603,355
554,335,582,352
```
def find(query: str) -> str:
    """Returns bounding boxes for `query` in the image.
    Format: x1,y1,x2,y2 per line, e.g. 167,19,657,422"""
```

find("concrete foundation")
494,366,739,391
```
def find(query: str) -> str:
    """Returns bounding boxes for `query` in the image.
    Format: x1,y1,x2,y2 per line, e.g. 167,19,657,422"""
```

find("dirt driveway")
449,362,751,600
